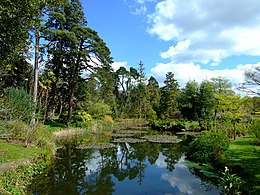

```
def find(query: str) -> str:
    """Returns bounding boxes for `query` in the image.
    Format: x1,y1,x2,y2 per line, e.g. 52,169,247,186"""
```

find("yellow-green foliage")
73,111,92,128
78,111,92,122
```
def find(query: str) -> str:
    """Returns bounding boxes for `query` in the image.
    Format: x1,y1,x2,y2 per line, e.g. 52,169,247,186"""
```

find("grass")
44,120,66,132
0,141,45,164
221,137,260,194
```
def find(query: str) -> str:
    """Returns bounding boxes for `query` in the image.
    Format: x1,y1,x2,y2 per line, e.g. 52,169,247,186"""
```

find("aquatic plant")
220,166,243,195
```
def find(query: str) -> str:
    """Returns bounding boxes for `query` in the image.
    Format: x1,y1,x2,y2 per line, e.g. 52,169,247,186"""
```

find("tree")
0,0,34,66
147,76,160,115
30,0,67,126
159,72,180,118
211,76,233,95
43,0,112,122
216,94,249,140
115,67,139,117
179,80,200,120
239,66,260,96
198,80,215,119
211,77,234,119
0,58,32,91
138,61,146,83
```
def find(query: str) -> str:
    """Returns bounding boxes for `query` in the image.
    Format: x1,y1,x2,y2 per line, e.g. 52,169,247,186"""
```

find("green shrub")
0,87,34,122
149,119,186,132
187,131,230,163
32,124,54,149
72,111,92,128
0,155,51,195
249,119,260,141
86,100,112,119
0,120,28,141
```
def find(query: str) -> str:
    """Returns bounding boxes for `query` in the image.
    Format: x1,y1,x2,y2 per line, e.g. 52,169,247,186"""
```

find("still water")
33,141,221,195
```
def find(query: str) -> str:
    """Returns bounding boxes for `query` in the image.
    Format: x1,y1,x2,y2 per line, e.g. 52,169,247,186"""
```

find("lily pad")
141,135,182,143
111,138,147,143
111,133,135,137
114,130,148,134
176,132,200,137
76,143,117,149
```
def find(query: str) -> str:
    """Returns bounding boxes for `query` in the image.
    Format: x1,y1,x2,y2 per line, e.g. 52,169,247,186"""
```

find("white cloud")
155,152,167,168
112,61,128,71
160,39,191,59
161,156,220,195
150,61,259,87
147,0,260,65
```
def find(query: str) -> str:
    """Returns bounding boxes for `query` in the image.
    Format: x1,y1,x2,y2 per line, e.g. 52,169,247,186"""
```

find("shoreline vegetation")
0,118,259,194
1,0,260,194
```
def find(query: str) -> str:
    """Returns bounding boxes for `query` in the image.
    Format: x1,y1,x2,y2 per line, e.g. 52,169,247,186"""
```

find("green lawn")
222,137,260,193
0,141,45,164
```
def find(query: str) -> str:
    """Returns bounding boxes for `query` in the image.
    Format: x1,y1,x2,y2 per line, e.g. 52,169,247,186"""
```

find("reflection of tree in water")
30,142,183,194
112,143,147,185
161,143,183,172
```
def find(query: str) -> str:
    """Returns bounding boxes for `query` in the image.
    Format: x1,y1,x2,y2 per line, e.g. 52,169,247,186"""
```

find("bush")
187,131,230,163
149,119,189,132
0,87,34,122
72,111,92,128
86,100,112,119
32,124,54,149
0,120,28,141
249,119,260,141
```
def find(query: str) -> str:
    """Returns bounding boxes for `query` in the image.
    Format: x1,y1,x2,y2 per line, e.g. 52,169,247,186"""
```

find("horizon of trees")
1,0,260,126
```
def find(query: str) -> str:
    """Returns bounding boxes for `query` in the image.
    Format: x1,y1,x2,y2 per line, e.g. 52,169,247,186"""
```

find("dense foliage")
0,0,259,138
187,131,230,163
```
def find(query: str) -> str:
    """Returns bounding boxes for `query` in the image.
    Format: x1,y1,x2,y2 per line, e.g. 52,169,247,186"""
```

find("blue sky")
82,0,260,87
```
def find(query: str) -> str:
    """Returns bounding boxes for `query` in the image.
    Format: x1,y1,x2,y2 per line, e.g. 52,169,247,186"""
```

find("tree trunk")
67,89,74,123
43,89,49,123
67,40,83,123
30,29,40,127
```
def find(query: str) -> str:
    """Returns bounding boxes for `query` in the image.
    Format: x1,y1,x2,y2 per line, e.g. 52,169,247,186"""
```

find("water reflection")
32,142,220,195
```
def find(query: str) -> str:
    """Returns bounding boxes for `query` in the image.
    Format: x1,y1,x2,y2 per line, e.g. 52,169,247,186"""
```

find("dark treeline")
1,0,260,126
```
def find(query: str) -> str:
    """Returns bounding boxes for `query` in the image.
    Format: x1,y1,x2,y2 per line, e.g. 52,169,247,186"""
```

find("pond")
32,138,221,195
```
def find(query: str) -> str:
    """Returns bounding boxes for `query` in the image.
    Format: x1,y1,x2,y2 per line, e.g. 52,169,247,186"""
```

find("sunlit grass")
0,141,45,164
222,137,260,193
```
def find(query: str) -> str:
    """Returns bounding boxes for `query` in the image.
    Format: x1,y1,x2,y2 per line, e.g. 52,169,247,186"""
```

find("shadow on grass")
44,120,66,131
222,137,260,194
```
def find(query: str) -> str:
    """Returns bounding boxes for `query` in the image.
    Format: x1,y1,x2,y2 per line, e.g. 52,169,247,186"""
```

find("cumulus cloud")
150,61,259,87
112,61,128,71
160,39,191,59
155,152,167,168
161,156,220,194
147,0,260,65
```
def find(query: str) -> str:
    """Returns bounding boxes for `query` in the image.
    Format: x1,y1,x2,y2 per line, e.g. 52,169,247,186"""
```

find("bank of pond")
0,121,259,195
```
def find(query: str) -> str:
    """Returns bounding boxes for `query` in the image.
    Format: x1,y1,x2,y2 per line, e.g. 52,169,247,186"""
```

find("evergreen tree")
239,66,260,96
179,80,200,120
159,72,180,118
115,66,139,117
43,0,112,122
147,76,160,115
0,0,34,66
198,80,215,119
